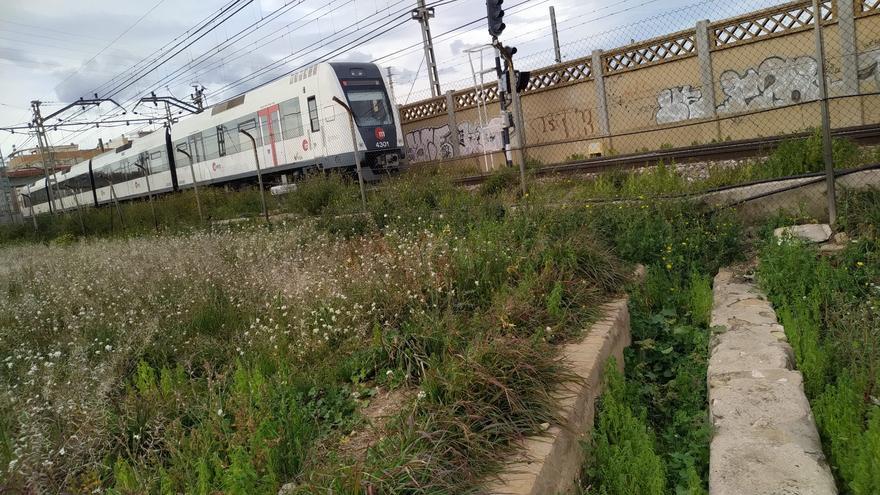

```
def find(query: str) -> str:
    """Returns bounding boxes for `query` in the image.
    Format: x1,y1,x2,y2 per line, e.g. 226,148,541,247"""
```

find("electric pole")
31,101,59,215
387,67,398,105
411,0,442,98
550,6,561,64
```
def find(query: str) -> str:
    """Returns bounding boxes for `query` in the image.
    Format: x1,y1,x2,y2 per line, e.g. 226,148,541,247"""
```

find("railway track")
443,124,880,186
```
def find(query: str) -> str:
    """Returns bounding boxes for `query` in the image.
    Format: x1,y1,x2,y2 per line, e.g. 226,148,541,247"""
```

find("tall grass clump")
289,202,629,493
581,361,666,495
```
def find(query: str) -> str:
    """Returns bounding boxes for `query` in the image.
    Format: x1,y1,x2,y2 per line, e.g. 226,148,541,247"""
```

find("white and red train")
19,62,405,216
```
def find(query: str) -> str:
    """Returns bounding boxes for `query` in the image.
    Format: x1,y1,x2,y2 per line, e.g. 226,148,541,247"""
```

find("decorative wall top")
399,0,880,124
399,58,594,123
860,0,880,13
603,30,697,74
710,0,833,49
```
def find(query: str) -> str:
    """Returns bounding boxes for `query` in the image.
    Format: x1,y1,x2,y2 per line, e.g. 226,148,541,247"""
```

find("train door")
187,133,206,179
306,95,322,161
257,104,286,167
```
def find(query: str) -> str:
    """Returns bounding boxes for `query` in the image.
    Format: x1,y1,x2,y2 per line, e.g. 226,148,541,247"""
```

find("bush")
758,213,880,492
583,361,666,495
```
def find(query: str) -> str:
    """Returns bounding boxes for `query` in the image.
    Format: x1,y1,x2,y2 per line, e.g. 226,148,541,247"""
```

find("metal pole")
499,48,527,196
23,187,37,231
332,97,368,212
175,147,204,224
386,67,397,105
238,129,270,225
107,179,125,229
493,46,514,169
812,0,836,224
550,6,561,64
134,161,158,231
31,101,57,216
413,0,442,97
61,182,86,235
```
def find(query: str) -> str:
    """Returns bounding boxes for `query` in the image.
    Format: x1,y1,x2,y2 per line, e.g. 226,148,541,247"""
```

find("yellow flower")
666,263,672,270
857,261,864,267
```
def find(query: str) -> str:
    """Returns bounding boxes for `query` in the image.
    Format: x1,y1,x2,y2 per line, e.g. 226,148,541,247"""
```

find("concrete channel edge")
485,296,632,495
708,268,837,495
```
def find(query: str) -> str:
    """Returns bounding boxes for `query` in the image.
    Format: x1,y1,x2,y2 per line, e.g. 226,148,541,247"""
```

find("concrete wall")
401,0,880,170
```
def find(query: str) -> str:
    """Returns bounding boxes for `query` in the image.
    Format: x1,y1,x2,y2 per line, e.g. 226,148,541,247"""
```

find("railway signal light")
515,70,530,93
486,0,505,38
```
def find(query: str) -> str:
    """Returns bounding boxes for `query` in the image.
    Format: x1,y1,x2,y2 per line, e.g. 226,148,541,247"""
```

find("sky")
0,0,777,156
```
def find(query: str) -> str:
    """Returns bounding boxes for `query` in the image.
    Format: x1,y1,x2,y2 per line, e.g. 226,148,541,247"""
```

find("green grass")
758,188,880,494
530,132,874,205
579,201,741,495
0,173,634,494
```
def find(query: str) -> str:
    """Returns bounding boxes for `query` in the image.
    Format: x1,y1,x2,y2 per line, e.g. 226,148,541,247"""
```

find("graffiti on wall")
526,108,595,143
656,85,708,123
405,117,504,163
717,56,820,114
655,56,821,124
654,51,880,124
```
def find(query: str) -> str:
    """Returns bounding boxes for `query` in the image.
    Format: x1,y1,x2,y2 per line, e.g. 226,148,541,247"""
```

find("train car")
169,61,404,187
18,61,404,217
90,130,175,207
19,129,174,215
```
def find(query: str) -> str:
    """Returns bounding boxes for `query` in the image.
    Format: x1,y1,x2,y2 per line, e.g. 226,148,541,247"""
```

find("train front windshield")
345,87,392,127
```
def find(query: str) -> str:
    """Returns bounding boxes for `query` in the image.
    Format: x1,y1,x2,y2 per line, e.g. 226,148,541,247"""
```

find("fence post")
591,49,612,151
445,90,460,157
837,0,859,97
695,19,720,141
813,0,837,224
695,20,717,117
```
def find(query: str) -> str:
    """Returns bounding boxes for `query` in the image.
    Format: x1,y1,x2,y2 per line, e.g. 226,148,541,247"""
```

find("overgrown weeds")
758,189,880,493
0,175,633,494
579,201,741,495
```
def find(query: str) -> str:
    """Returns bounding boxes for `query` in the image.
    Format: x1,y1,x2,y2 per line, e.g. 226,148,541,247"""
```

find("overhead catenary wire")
47,0,397,148
131,0,363,106
209,1,424,99
53,0,169,90
37,0,254,149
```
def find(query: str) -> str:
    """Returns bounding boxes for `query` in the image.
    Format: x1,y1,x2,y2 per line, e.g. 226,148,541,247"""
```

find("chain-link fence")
399,0,880,223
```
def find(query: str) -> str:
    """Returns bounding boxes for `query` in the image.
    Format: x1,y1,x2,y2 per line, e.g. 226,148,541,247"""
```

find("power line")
99,0,253,100
129,0,343,107
45,0,253,148
372,0,539,65
210,0,421,98
0,18,118,43
54,0,169,90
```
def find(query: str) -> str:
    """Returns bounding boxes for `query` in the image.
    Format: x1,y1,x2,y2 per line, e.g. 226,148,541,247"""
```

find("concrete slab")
773,224,833,243
709,268,836,495
485,298,631,495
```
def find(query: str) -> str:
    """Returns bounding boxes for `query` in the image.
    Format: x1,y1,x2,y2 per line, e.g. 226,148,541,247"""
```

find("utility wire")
210,1,420,98
54,0,168,90
132,0,357,107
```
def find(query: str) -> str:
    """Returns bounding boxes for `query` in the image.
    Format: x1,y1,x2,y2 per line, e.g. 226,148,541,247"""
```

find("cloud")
0,47,60,70
334,50,373,63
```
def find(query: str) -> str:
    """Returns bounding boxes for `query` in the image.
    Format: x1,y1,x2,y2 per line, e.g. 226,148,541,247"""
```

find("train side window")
202,130,219,161
32,188,48,205
238,118,259,151
280,98,304,138
307,96,320,132
188,133,205,162
149,150,168,172
217,125,226,157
